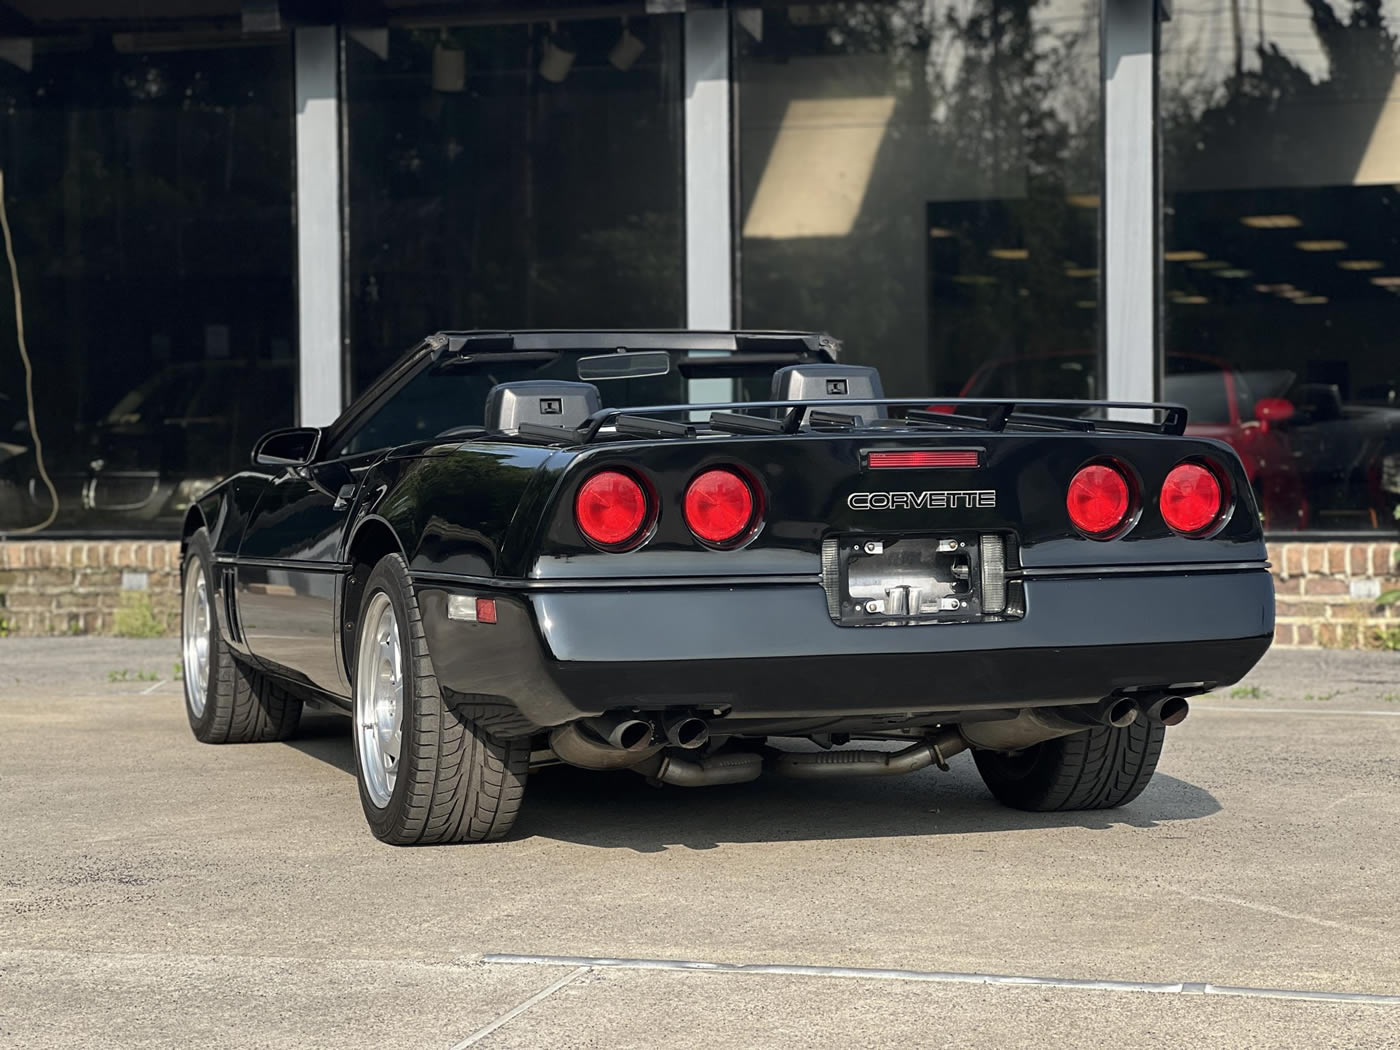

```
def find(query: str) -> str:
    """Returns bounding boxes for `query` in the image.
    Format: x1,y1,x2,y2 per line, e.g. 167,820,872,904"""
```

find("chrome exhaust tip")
1101,696,1141,728
584,713,655,752
1146,695,1190,727
662,714,709,750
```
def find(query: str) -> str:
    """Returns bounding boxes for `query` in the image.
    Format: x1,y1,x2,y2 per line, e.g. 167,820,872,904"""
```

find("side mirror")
253,427,322,468
1254,397,1295,432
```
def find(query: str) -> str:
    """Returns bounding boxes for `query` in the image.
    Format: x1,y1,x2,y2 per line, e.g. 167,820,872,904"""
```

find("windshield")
338,349,788,456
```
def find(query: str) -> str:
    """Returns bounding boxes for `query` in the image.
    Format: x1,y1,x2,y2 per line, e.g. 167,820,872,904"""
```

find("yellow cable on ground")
0,168,59,533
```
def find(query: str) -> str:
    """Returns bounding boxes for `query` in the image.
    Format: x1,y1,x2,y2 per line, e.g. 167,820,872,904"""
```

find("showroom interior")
0,0,1396,641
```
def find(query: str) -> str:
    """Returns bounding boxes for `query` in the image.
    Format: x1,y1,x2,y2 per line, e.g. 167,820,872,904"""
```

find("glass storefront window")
735,0,1101,399
0,30,296,536
1162,0,1400,533
343,15,685,395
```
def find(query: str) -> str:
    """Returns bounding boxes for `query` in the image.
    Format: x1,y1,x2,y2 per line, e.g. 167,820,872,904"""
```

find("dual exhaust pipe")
548,710,710,772
549,693,1190,785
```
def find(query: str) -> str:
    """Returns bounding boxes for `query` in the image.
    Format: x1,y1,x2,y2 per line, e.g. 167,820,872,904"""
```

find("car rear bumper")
415,568,1274,730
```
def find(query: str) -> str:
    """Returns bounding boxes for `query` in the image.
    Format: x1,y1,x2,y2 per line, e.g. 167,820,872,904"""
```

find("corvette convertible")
179,330,1275,844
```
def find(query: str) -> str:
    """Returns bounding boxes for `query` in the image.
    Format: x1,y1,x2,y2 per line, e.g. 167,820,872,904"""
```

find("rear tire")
351,554,529,845
973,719,1165,812
181,529,302,743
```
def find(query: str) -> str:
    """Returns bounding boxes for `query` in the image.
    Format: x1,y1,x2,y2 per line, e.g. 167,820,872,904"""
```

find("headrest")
771,364,886,423
484,380,602,433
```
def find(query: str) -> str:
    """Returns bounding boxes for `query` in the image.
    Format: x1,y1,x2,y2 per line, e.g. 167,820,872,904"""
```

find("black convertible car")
180,330,1274,844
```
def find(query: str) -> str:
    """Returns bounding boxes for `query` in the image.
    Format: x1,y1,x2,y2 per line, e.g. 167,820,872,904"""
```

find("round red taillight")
575,470,649,548
1161,462,1223,534
1066,463,1132,537
684,468,757,546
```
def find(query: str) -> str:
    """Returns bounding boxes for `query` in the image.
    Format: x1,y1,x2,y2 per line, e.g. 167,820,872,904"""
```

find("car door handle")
333,483,358,511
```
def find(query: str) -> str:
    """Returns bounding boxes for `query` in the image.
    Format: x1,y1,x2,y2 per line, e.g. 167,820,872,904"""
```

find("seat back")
771,364,886,423
484,380,602,433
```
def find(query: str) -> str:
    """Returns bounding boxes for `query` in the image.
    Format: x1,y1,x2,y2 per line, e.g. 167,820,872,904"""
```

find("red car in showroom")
958,352,1307,531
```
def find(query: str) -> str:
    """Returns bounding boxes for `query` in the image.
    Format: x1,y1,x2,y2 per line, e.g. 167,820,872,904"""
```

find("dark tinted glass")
344,17,685,396
1162,3,1400,533
340,349,782,455
0,31,295,536
735,1,1101,398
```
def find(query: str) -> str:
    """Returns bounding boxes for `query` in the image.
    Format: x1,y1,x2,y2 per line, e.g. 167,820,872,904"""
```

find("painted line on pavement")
482,954,1400,1007
448,966,589,1048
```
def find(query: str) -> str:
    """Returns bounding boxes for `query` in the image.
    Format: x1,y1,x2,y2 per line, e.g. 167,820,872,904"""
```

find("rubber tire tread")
972,718,1165,812
355,554,529,845
183,530,302,744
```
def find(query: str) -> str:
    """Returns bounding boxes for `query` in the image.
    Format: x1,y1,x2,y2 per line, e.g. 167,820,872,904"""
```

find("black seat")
484,380,602,433
771,364,886,424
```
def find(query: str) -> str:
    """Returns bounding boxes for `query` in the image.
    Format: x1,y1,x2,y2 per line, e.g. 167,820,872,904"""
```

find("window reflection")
1162,0,1400,532
735,1,1101,397
0,31,296,536
344,16,685,396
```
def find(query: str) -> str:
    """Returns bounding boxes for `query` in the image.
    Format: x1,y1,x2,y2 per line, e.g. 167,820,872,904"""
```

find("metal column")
684,8,733,333
294,26,344,426
1102,0,1159,404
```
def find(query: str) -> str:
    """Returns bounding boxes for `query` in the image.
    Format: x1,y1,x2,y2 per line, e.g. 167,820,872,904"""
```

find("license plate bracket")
822,533,1010,626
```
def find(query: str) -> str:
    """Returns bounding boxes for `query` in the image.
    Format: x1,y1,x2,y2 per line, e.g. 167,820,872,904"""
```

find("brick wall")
0,539,1397,647
0,542,183,636
1268,541,1399,649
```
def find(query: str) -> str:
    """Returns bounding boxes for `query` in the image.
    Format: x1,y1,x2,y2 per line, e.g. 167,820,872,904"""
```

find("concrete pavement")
1,640,1398,1048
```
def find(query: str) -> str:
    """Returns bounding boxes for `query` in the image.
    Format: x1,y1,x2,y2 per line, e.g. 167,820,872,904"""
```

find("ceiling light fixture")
0,38,34,73
1370,276,1400,287
432,33,466,93
1173,295,1210,304
539,21,576,83
1189,260,1230,270
1338,259,1384,271
928,227,956,238
1164,250,1207,262
1215,269,1252,278
989,248,1028,260
1064,267,1098,278
608,19,645,71
1240,214,1303,228
1066,194,1100,209
1295,240,1347,251
1294,296,1328,304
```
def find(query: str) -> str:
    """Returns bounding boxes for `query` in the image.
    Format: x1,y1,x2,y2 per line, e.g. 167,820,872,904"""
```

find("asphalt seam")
1190,706,1400,717
481,954,1400,1007
447,966,589,1049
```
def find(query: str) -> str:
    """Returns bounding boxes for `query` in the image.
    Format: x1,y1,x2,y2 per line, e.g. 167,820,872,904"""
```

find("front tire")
181,529,302,743
973,719,1165,812
351,554,529,845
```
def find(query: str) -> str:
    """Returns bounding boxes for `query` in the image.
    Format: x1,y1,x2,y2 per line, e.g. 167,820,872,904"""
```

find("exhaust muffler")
959,697,1140,752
